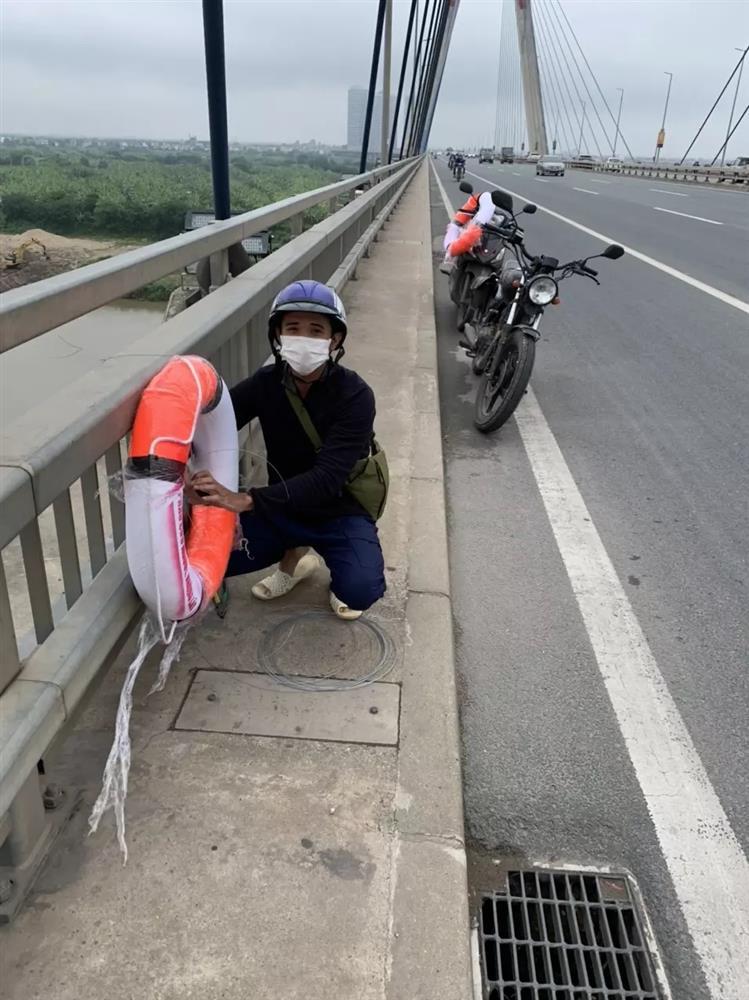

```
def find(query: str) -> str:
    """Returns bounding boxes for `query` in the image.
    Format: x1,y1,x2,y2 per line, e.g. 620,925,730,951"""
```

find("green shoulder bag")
285,389,389,521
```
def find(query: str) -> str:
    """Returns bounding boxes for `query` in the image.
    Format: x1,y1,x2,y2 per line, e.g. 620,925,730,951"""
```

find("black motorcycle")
449,181,624,433
453,159,466,181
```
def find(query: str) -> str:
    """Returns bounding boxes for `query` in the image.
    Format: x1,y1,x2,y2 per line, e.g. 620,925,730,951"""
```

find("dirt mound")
1,229,117,253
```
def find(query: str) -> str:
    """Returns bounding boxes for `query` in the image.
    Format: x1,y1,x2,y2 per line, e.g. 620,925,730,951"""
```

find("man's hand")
188,471,253,514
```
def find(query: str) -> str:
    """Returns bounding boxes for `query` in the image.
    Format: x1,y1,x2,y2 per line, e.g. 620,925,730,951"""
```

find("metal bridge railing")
565,159,747,185
0,156,421,914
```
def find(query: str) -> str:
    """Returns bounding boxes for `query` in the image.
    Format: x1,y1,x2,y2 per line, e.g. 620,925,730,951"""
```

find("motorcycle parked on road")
448,181,625,433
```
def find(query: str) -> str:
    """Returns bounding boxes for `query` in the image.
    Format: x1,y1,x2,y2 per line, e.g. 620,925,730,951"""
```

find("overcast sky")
1,0,747,160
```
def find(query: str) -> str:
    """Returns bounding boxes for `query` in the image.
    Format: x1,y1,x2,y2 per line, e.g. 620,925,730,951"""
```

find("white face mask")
279,335,332,376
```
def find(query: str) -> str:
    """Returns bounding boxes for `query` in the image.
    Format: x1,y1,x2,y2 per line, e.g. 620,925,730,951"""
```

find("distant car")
536,154,565,177
604,156,623,172
479,148,494,163
576,154,596,169
527,152,541,162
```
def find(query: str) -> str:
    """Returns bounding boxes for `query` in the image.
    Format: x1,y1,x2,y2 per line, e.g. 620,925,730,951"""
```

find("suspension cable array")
496,0,634,160
359,0,460,166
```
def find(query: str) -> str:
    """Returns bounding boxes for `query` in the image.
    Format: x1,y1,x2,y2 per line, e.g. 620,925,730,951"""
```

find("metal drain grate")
478,869,662,999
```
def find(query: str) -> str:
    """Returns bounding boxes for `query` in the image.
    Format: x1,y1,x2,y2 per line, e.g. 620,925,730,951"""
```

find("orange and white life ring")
124,355,238,628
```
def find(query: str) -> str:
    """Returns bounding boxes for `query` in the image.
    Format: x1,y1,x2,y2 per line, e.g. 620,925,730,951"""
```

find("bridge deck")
0,165,472,1000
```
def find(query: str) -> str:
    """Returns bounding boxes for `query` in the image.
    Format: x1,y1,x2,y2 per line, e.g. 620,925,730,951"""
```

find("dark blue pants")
226,507,386,611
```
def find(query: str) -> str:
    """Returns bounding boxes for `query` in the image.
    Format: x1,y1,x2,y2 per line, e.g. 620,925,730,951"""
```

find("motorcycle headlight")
527,275,558,305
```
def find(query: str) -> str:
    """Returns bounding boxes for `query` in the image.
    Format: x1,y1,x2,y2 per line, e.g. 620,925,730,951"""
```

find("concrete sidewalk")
0,163,473,1000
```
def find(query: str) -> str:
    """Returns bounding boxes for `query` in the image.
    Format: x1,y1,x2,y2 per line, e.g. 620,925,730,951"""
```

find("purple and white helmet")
268,280,348,341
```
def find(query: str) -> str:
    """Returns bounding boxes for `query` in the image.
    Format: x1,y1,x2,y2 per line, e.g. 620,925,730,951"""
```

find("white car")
527,152,541,162
604,157,623,172
536,154,565,176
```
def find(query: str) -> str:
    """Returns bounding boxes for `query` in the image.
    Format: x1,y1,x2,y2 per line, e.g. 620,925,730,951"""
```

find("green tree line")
0,146,342,241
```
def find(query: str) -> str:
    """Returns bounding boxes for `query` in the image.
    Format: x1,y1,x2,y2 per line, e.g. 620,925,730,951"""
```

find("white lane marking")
514,387,749,1000
535,177,549,183
653,206,723,226
465,169,749,315
573,186,599,195
470,928,484,1000
512,171,521,176
589,178,611,184
649,188,688,197
430,159,749,997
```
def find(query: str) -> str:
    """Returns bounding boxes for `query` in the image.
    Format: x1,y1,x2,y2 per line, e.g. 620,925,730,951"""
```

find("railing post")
0,769,49,874
208,248,229,290
290,214,304,238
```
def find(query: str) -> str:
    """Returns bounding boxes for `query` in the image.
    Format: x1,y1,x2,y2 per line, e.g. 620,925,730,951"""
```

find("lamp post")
613,88,624,158
654,71,673,163
721,47,747,167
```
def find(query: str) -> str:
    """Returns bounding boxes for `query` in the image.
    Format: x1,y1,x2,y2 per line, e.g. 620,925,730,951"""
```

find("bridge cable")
417,0,451,153
554,0,635,160
388,0,419,162
534,0,586,158
413,0,448,153
547,0,613,155
535,19,575,156
679,47,749,164
711,103,748,165
542,0,605,158
360,0,388,173
408,0,440,154
533,1,576,155
399,0,431,161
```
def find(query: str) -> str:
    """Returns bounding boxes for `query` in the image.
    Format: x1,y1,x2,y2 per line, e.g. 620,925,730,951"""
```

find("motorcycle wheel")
473,329,536,433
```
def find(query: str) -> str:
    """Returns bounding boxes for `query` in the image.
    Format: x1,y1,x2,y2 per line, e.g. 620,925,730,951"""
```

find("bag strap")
285,389,323,450
285,388,378,457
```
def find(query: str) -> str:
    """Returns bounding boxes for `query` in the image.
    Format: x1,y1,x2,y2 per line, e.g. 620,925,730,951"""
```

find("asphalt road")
430,158,748,999
463,160,749,300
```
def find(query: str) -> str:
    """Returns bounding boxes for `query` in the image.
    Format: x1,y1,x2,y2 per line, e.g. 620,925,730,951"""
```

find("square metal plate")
175,670,400,745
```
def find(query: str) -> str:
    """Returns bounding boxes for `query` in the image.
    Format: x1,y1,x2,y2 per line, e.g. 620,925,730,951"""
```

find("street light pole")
613,88,624,158
577,102,586,156
721,47,747,166
654,71,673,163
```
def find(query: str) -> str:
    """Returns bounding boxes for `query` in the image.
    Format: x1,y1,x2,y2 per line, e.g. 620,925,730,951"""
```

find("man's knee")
334,569,386,612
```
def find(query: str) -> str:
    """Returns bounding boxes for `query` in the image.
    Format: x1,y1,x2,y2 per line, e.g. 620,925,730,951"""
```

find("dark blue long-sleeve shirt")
229,361,376,521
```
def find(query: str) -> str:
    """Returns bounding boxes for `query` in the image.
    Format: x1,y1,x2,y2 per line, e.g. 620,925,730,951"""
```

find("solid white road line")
465,168,749,316
430,158,749,998
653,206,723,225
649,188,688,197
514,387,749,1000
573,186,599,195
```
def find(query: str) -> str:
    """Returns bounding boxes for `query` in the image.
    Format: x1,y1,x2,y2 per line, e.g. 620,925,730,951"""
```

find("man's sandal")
251,552,320,601
329,592,363,621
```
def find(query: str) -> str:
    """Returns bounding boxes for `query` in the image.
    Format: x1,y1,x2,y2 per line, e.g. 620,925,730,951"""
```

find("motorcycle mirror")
459,181,474,194
522,203,537,215
601,243,625,260
491,189,514,212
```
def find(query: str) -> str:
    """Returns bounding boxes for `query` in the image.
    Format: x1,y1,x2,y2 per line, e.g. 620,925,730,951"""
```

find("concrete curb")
387,162,473,999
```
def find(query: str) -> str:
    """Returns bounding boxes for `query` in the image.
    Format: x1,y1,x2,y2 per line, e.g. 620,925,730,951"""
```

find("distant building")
347,86,393,152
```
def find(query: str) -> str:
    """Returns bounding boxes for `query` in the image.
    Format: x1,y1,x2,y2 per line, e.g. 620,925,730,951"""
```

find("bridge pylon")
514,0,548,155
